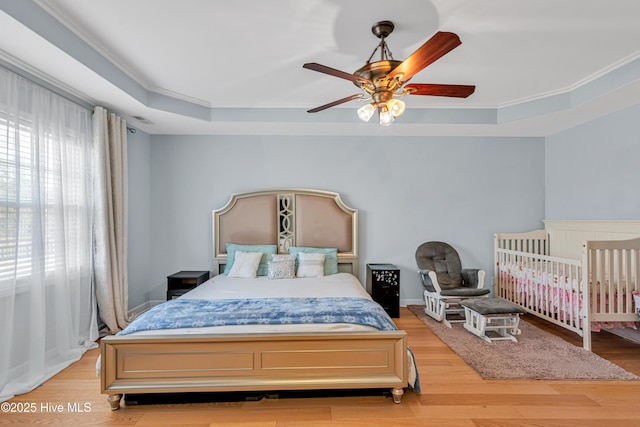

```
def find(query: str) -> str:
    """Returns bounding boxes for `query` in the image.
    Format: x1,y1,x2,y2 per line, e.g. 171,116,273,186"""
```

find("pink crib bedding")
499,263,640,332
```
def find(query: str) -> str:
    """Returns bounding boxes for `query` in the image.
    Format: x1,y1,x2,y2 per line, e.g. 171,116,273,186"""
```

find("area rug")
407,305,639,380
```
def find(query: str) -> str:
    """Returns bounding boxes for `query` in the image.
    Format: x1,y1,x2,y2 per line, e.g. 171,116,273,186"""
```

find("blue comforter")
118,297,398,335
116,296,421,392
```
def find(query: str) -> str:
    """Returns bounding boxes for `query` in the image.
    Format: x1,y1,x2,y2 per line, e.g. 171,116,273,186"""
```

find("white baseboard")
98,300,164,335
400,298,424,307
129,299,163,320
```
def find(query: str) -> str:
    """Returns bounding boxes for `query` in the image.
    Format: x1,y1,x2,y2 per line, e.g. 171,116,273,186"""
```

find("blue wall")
125,102,640,309
545,103,640,219
126,128,152,308
130,134,545,305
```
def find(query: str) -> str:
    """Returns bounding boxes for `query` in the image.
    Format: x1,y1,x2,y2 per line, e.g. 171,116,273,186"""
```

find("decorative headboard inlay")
212,189,359,277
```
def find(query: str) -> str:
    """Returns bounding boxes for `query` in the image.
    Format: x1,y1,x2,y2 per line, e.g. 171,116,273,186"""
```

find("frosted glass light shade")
357,103,376,122
388,99,405,118
378,105,394,126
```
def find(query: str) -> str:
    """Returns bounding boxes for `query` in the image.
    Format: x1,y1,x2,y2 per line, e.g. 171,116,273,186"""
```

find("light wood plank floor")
3,307,640,426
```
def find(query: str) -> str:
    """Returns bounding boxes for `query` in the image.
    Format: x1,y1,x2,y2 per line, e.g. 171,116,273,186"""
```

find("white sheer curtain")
92,106,129,333
0,67,98,401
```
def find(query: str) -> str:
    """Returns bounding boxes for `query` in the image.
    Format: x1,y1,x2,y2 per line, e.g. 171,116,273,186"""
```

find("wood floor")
3,307,640,426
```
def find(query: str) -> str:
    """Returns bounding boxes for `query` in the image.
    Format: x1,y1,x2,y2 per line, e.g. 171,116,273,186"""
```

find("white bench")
460,299,527,343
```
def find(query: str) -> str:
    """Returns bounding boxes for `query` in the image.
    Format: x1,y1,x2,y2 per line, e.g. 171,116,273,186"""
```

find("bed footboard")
101,331,408,409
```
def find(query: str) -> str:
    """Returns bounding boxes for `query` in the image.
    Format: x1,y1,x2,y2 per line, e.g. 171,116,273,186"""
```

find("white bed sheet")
126,273,380,336
185,272,371,300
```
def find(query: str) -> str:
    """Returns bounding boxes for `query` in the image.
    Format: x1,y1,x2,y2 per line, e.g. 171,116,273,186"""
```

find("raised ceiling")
1,0,640,136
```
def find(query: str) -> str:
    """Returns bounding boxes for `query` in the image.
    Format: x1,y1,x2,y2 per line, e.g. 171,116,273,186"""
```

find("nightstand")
166,270,210,300
366,264,400,318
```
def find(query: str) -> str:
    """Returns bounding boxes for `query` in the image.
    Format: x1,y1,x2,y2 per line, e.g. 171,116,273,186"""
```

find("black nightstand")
366,264,400,318
167,270,210,300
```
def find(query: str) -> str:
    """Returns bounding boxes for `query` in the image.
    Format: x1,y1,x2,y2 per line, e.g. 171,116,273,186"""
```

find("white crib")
494,220,640,350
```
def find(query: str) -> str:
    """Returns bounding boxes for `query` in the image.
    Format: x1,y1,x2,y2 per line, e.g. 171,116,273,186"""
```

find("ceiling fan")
303,20,475,126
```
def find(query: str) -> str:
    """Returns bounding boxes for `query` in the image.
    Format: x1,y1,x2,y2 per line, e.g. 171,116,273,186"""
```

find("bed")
494,220,640,350
101,189,416,410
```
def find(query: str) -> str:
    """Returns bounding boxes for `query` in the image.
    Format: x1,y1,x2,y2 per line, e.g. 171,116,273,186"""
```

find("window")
0,100,91,290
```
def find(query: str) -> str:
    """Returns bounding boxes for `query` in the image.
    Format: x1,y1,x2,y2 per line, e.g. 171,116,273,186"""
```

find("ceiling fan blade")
405,83,475,98
303,62,371,85
307,94,364,113
388,32,462,82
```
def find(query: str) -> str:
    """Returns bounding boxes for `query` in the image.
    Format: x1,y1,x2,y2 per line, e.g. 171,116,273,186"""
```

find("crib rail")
494,230,549,255
495,247,583,335
583,238,640,323
495,233,640,351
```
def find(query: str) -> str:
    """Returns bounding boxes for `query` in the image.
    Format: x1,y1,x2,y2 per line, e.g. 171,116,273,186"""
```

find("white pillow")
227,251,263,278
296,252,325,278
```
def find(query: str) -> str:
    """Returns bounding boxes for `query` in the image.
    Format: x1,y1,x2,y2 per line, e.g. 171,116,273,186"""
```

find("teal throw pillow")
224,243,277,276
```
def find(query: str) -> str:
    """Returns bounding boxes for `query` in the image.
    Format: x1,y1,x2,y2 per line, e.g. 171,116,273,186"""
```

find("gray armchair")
416,241,489,327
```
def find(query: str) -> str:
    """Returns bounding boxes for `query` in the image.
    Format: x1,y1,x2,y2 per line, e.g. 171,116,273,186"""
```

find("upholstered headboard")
212,189,359,277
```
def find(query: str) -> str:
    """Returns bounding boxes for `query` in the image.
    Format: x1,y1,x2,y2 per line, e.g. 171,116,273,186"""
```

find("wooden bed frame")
494,220,640,350
101,189,409,410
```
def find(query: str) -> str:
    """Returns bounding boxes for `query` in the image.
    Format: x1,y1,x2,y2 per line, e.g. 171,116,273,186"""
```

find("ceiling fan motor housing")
353,60,404,92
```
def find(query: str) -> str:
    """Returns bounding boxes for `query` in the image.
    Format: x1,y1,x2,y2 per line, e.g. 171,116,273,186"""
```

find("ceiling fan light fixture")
378,104,394,126
357,103,376,122
388,98,406,118
303,21,475,126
